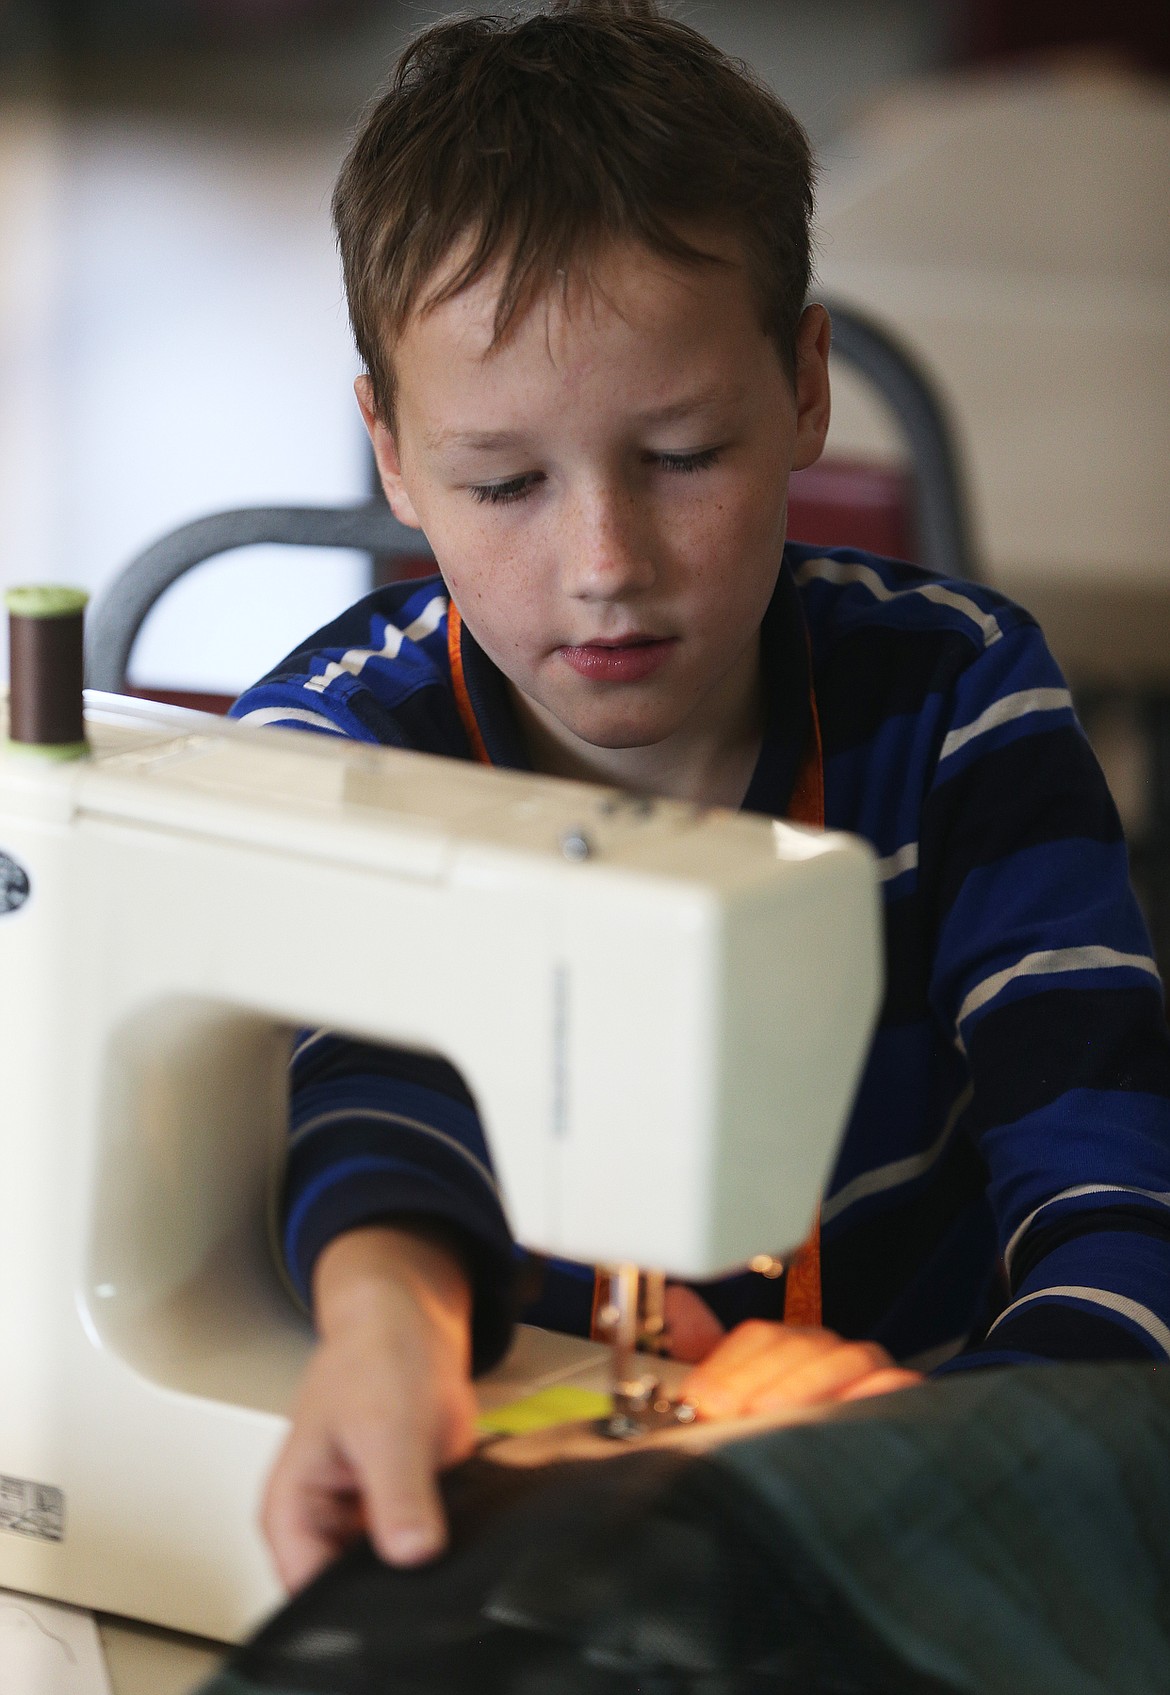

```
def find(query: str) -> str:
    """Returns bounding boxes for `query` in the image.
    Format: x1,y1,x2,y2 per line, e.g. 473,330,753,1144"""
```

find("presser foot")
602,1378,698,1442
596,1263,697,1440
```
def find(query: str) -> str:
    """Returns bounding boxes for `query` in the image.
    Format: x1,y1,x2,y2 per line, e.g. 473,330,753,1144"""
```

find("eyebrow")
423,426,529,452
423,389,742,453
635,388,742,425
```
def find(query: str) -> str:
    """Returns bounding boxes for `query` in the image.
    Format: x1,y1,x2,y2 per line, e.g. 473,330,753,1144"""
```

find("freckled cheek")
720,479,784,546
439,525,517,608
449,549,555,671
670,508,755,599
674,507,781,636
678,475,766,548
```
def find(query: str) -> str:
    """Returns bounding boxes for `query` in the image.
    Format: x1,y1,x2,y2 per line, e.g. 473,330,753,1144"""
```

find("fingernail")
384,1526,442,1566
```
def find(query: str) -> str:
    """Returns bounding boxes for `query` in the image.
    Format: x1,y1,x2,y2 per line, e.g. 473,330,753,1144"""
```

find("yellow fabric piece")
477,1386,612,1436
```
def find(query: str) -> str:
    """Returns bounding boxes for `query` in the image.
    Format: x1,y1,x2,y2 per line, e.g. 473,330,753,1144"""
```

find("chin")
567,714,679,752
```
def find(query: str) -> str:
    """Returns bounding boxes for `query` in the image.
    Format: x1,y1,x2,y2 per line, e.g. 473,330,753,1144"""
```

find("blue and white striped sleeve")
284,1031,517,1374
230,592,519,1375
923,620,1170,1369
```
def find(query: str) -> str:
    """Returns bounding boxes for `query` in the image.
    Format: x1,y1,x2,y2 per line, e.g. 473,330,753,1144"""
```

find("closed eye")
651,446,723,474
470,472,543,506
470,446,723,505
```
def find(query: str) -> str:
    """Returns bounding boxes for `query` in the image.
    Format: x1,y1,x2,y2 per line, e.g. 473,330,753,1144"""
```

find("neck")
510,644,765,809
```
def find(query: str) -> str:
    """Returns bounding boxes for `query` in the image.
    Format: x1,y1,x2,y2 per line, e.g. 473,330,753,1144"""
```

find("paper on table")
0,1588,112,1695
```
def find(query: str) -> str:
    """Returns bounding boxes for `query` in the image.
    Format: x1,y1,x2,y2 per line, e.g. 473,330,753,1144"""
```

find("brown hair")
333,0,815,421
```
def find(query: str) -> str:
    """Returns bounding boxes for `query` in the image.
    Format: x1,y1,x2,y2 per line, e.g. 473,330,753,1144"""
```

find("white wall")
0,109,368,694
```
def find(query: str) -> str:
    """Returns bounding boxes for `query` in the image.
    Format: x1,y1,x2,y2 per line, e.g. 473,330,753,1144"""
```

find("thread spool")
5,586,89,759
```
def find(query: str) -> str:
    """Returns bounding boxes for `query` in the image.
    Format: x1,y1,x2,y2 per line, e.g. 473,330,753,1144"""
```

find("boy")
231,0,1170,1593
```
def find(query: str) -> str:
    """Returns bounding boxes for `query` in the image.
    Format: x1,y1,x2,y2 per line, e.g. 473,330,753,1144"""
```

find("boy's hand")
262,1225,478,1594
667,1287,923,1416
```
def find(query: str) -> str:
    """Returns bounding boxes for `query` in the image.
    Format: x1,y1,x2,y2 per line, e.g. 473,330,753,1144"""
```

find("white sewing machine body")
0,693,880,1642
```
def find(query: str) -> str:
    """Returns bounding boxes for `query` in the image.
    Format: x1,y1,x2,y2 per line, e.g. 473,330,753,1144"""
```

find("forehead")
392,233,774,430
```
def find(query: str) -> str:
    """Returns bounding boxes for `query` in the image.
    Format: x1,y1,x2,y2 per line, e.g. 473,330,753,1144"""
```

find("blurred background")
1,0,1168,955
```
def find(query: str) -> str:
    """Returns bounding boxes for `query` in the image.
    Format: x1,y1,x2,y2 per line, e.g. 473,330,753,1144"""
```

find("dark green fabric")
709,1363,1170,1693
198,1364,1170,1695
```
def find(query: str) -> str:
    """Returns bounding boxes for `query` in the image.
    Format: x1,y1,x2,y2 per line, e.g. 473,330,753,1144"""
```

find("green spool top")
5,585,89,620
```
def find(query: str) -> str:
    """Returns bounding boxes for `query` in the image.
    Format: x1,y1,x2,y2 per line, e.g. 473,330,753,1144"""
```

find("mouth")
556,635,677,683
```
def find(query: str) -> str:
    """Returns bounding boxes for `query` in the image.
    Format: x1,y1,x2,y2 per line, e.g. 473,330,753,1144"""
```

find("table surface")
98,1618,226,1695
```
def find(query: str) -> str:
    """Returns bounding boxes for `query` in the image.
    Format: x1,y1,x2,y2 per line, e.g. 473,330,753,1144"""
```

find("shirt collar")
741,556,813,819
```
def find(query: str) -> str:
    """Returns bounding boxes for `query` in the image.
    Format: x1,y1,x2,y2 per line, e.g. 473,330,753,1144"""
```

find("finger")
745,1340,894,1413
262,1444,361,1594
434,1382,481,1470
836,1367,924,1403
681,1323,834,1418
697,1318,797,1374
663,1285,725,1365
345,1415,449,1567
264,1497,339,1595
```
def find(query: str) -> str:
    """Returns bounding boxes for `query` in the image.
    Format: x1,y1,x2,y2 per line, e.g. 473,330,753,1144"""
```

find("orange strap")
447,600,492,766
780,683,825,1329
447,595,825,1333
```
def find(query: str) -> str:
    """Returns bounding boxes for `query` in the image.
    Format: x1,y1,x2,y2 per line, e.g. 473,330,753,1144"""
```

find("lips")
557,636,677,682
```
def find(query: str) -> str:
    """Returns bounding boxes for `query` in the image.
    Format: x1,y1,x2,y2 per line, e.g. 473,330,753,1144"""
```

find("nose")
559,481,658,603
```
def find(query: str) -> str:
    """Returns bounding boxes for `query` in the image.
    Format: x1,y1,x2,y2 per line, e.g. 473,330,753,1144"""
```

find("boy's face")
359,234,830,783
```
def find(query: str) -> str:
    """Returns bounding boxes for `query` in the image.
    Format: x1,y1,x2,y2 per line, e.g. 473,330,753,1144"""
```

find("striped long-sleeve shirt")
232,544,1170,1375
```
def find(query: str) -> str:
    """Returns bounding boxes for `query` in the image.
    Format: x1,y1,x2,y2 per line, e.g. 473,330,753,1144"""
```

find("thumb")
349,1419,449,1568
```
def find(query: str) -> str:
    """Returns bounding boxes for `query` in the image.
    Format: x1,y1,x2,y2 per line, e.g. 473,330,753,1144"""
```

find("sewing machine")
0,689,880,1644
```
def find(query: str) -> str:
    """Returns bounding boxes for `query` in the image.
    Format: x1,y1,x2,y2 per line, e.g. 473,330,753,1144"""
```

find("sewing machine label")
0,853,29,916
0,1476,64,1542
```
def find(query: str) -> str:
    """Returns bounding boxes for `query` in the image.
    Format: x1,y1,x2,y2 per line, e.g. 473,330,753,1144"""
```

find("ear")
791,304,832,473
355,375,425,531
